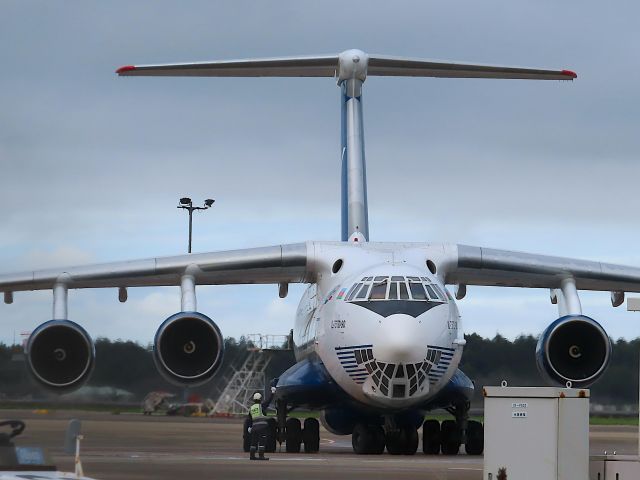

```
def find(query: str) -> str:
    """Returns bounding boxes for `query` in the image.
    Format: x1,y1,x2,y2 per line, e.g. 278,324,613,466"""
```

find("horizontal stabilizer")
116,55,339,77
117,50,576,81
367,55,576,80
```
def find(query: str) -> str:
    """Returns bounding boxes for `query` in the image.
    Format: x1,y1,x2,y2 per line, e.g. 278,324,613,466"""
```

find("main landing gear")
422,402,484,455
350,403,484,456
274,399,321,454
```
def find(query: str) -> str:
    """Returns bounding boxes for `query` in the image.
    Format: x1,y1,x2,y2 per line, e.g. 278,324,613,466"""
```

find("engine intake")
536,315,611,388
153,311,224,386
26,320,95,392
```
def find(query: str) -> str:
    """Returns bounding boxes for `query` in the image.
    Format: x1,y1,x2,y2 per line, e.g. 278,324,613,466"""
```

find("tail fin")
117,50,575,242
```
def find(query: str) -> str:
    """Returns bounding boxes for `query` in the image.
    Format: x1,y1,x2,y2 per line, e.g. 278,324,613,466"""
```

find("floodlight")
204,199,215,208
179,197,192,206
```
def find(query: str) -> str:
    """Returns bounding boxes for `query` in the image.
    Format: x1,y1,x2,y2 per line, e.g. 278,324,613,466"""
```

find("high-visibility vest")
249,403,263,419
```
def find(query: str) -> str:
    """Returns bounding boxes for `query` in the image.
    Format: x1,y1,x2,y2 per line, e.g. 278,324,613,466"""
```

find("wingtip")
116,65,136,75
561,69,577,79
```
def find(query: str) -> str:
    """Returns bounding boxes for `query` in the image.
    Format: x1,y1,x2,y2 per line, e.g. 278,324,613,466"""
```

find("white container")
483,386,589,480
590,454,640,479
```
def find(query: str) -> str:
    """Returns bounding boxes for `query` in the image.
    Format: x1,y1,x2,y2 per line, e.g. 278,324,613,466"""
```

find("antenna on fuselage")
117,50,576,242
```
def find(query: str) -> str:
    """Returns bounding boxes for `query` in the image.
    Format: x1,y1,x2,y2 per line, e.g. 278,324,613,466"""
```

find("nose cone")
374,315,427,364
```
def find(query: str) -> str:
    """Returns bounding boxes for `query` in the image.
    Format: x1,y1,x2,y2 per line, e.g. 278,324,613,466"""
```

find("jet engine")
26,320,95,392
153,311,224,386
536,315,611,388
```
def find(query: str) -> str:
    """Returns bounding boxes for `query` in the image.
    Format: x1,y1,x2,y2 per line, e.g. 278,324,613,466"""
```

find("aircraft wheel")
285,417,302,453
422,419,441,455
242,418,251,452
441,420,461,455
464,420,484,455
352,423,373,454
266,417,278,453
386,427,418,455
303,418,320,453
369,425,385,454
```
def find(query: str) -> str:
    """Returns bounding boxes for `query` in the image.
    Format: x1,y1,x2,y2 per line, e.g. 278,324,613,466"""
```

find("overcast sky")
1,0,639,346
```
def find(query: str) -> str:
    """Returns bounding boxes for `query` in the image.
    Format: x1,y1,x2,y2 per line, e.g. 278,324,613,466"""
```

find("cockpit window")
370,280,388,300
355,283,370,300
388,282,398,300
424,284,437,300
409,283,427,301
343,276,447,304
431,284,446,301
346,283,361,301
399,282,409,300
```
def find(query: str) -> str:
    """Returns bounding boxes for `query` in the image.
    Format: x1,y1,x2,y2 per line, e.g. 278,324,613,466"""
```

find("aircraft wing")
0,243,310,293
446,244,640,293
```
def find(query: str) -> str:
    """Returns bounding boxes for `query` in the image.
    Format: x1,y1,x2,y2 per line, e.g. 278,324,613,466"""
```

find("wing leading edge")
0,243,311,293
446,244,640,293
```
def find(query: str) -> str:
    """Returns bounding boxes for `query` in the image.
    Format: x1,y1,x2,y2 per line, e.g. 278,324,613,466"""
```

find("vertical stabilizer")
117,50,576,243
339,50,370,242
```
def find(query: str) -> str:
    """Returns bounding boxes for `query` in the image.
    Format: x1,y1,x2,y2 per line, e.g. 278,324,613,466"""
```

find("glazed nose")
375,316,425,363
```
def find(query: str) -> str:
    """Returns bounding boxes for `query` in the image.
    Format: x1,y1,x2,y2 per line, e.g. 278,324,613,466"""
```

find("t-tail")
117,49,576,242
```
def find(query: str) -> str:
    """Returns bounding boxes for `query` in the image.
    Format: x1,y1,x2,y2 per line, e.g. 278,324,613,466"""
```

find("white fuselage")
293,242,464,410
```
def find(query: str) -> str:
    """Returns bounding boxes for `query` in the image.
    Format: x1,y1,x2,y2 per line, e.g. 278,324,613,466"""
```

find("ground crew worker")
246,392,269,460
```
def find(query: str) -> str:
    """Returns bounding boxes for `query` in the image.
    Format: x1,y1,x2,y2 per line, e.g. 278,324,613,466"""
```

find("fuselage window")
391,276,404,281
355,283,371,300
409,282,427,301
369,281,388,300
407,276,420,281
399,282,409,300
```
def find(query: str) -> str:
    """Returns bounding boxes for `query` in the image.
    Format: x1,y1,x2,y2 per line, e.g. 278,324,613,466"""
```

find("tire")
422,419,441,455
386,427,417,455
285,417,302,453
266,417,277,453
441,420,461,455
385,430,403,455
464,420,484,455
369,425,385,455
303,418,320,453
403,427,419,455
351,423,372,454
242,418,251,453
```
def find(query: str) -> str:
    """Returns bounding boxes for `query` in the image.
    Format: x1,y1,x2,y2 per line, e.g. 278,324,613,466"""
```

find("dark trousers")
251,419,269,448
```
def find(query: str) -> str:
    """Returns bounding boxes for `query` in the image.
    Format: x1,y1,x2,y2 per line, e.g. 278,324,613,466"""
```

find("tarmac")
2,409,638,480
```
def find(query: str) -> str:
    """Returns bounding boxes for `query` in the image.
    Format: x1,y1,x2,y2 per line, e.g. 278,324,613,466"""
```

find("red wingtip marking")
561,69,577,79
116,65,136,74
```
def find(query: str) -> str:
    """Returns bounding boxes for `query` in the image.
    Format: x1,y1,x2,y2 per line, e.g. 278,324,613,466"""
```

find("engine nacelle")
536,315,611,388
153,311,224,386
26,320,95,392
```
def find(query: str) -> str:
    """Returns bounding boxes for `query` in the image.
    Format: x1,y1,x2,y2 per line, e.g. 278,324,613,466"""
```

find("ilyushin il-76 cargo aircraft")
1,49,637,456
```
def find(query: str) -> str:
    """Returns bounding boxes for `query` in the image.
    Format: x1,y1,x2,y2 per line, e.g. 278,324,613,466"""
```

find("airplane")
1,48,637,456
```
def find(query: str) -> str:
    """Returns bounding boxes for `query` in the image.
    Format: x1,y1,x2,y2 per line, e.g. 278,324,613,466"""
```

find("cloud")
1,0,639,344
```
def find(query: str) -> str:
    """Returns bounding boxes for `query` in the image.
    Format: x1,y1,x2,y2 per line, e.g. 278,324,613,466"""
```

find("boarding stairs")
211,334,290,415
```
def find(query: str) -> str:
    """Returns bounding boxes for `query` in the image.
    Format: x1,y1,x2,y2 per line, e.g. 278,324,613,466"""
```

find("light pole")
177,197,215,253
